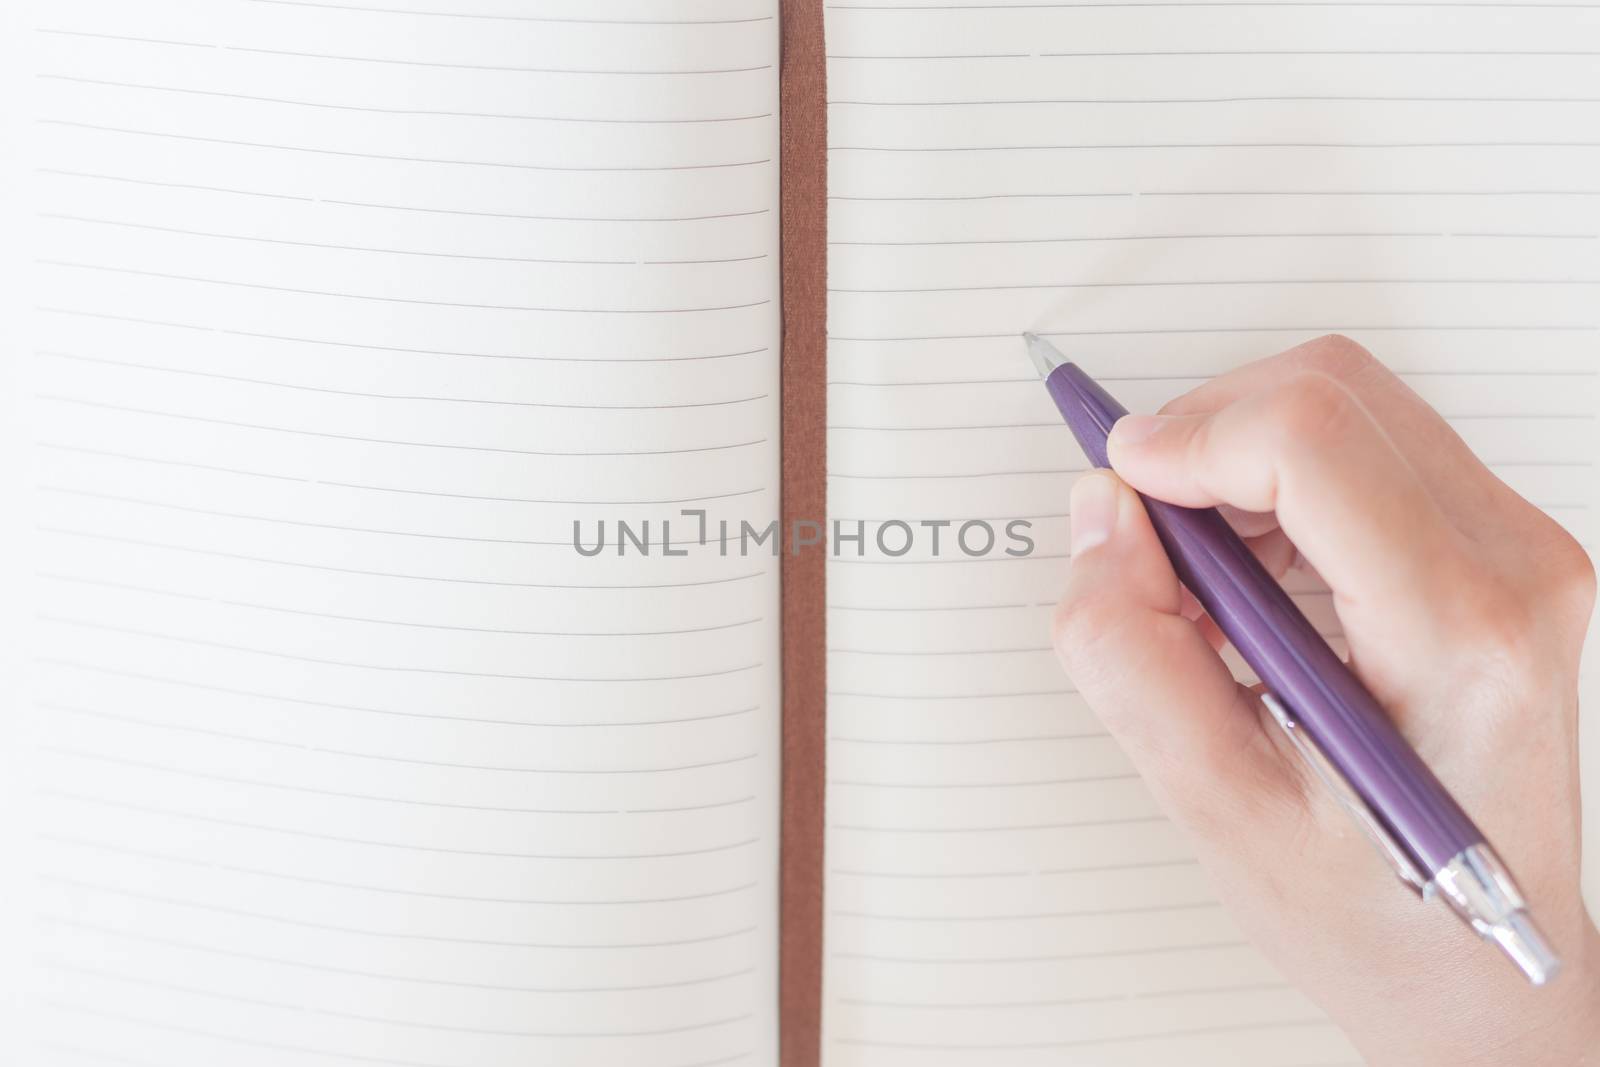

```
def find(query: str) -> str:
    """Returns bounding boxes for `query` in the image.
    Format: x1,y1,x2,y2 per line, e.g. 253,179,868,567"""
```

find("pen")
1025,332,1561,986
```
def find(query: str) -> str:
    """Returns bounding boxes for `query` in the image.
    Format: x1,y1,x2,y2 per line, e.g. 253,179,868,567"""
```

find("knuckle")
1158,393,1194,417
1291,333,1378,380
1263,372,1364,449
1532,529,1597,630
1559,540,1598,616
1445,579,1542,677
1447,529,1594,676
1160,382,1218,418
1456,586,1532,647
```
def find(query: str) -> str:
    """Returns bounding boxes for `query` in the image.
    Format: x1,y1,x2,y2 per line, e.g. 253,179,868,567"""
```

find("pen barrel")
1140,496,1485,876
1042,355,1552,974
1041,358,1484,876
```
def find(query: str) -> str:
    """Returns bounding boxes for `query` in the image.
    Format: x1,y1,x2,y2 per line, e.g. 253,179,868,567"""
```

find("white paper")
0,2,782,1065
823,3,1600,1064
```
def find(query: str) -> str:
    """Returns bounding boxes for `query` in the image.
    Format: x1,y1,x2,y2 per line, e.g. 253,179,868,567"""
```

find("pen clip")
1259,692,1430,895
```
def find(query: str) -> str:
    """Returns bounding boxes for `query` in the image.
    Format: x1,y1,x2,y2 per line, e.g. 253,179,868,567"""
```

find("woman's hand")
1051,335,1600,1066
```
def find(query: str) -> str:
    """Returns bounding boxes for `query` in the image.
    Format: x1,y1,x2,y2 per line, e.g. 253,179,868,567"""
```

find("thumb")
1053,470,1303,837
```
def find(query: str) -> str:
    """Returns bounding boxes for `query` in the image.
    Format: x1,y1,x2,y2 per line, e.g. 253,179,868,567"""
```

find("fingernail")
1110,414,1169,448
1070,472,1119,554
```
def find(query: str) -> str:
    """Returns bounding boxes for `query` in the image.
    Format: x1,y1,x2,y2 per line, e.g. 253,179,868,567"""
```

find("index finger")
1160,335,1515,533
1106,370,1476,701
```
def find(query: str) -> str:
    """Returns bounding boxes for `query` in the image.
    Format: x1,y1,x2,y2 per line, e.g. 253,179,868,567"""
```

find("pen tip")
1022,331,1068,378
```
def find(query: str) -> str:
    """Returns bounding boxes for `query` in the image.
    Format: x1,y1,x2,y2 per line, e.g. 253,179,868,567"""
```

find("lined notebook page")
0,2,780,1065
823,3,1600,1064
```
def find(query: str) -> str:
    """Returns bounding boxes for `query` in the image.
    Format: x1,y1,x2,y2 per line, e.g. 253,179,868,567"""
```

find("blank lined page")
823,3,1600,1064
0,2,780,1065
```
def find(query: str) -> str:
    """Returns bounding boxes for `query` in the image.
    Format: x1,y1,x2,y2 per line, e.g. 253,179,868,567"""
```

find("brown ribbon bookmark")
779,1,827,1064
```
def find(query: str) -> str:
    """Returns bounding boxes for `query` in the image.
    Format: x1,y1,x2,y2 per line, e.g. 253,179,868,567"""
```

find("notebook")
0,2,1594,1066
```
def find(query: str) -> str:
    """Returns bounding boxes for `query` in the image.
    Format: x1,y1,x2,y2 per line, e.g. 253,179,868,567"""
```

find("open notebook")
0,2,1595,1066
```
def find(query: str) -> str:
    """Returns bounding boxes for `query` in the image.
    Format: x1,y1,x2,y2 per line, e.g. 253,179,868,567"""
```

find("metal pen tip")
1434,844,1563,987
1492,912,1562,986
1023,331,1069,378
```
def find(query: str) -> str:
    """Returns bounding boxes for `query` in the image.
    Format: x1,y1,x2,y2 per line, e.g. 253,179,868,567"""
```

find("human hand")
1051,335,1600,1066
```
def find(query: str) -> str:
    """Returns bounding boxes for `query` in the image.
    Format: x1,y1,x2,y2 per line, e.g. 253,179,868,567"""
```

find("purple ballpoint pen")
1025,332,1561,985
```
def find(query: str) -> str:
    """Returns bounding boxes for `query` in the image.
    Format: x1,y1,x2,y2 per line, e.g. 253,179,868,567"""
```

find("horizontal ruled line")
41,1001,496,1067
38,350,770,409
41,659,761,729
37,31,774,76
832,815,1161,833
45,835,760,907
38,260,772,314
29,1047,157,1067
37,394,766,457
248,0,774,24
831,324,1599,341
831,277,1597,293
42,616,763,683
831,868,1030,879
38,443,768,505
831,415,1589,430
41,213,631,265
829,52,1028,59
1045,47,1600,56
830,731,1103,744
647,254,770,264
832,899,1220,921
48,964,754,1042
830,460,1589,476
243,44,772,79
829,369,1599,384
38,76,772,124
831,230,1595,246
830,2,1599,7
319,479,765,505
830,49,1600,59
70,1028,744,1067
40,169,773,222
39,572,765,638
38,1013,751,1067
44,789,763,857
331,198,767,223
47,879,757,951
828,773,1134,789
830,687,1078,699
828,468,1081,478
831,94,1600,105
830,601,1031,611
35,487,604,549
41,1039,759,1067
40,120,772,172
41,703,761,774
841,979,1290,1010
831,644,1054,653
45,746,757,816
833,938,1249,965
835,1018,1332,1051
830,189,1600,201
40,526,772,589
831,860,1199,879
39,306,773,362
